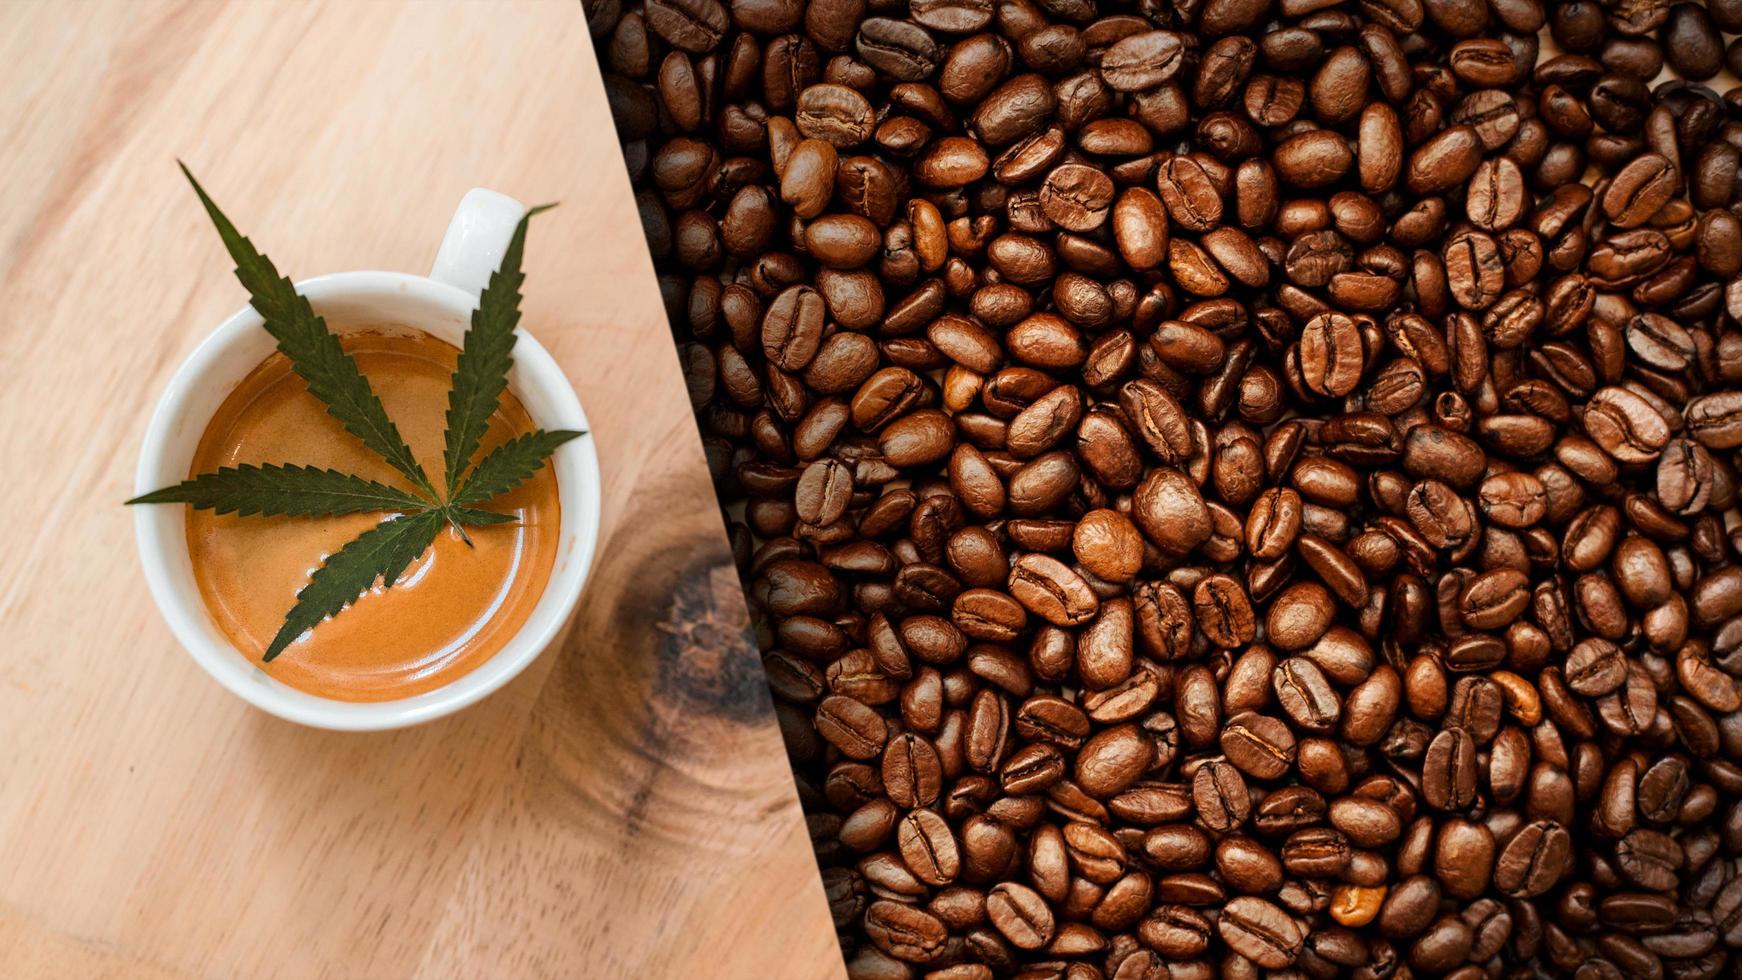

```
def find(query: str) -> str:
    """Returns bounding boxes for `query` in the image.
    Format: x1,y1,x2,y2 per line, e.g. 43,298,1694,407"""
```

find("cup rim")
133,270,600,731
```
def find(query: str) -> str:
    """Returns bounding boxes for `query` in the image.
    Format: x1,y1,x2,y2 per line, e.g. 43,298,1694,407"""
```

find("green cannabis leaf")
454,429,584,507
450,507,522,527
129,167,583,662
441,202,556,495
179,163,434,497
126,463,430,517
264,510,446,661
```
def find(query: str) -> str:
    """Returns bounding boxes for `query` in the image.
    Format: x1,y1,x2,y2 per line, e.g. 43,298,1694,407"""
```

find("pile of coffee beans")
587,0,1742,971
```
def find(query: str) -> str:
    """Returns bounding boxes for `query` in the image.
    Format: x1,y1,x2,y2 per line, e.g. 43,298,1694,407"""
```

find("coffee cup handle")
429,188,527,297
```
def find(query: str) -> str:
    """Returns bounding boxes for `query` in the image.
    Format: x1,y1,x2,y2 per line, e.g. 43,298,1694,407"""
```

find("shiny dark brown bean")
1494,820,1572,897
599,0,1742,970
1218,896,1304,969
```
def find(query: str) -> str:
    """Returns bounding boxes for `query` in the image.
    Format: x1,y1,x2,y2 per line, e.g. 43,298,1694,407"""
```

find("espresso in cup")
185,327,561,702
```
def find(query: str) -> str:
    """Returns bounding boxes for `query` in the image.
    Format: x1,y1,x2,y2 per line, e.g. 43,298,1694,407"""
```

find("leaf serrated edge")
263,510,446,661
440,203,557,494
450,507,521,527
179,163,435,496
126,463,431,517
452,429,584,508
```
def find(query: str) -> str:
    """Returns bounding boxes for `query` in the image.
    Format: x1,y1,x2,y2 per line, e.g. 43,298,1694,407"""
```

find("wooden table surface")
0,2,843,977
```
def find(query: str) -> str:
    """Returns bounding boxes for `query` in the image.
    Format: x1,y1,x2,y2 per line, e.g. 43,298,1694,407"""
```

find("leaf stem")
450,516,476,549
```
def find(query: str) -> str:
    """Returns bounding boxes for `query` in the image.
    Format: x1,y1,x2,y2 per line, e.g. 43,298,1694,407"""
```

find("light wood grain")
0,2,843,977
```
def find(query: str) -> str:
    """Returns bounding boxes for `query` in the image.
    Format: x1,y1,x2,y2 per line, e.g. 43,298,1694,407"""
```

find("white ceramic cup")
134,189,601,731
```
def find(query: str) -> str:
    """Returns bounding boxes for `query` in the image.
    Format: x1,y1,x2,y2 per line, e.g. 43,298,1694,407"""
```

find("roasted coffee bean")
898,809,961,885
1273,656,1340,732
1194,759,1251,833
1156,156,1223,233
645,0,729,52
1603,153,1678,229
986,882,1055,950
1219,896,1304,969
1246,487,1301,560
1193,574,1255,648
1664,3,1724,78
1616,828,1682,891
908,0,990,33
884,732,945,808
1459,568,1530,629
855,18,941,82
1101,31,1185,92
1075,723,1154,799
599,0,1742,969
1220,711,1296,780
1565,638,1626,696
1687,392,1742,450
1266,582,1336,651
1330,797,1402,849
1421,727,1478,810
1298,312,1365,398
1137,902,1212,957
1434,817,1497,900
1007,553,1097,627
1407,125,1481,194
1073,508,1143,583
817,695,888,759
864,899,949,962
1493,819,1571,897
1274,130,1354,188
779,139,836,219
